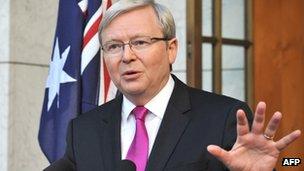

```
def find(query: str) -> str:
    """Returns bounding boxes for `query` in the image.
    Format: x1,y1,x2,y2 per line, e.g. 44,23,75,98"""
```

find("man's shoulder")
188,86,243,105
183,85,252,118
72,96,121,124
173,75,245,107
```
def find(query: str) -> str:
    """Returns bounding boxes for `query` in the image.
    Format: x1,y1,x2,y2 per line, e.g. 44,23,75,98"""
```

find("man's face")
101,6,177,104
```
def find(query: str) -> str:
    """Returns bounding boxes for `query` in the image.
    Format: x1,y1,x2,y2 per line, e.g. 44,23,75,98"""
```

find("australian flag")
38,0,114,163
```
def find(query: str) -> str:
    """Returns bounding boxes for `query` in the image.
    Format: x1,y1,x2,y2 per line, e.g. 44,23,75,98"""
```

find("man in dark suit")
45,0,301,170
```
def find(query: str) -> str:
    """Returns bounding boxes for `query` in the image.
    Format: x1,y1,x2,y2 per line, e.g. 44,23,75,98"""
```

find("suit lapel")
99,95,123,171
146,76,191,171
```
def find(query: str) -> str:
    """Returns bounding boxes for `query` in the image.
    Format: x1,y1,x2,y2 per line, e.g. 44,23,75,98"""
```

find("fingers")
251,102,266,134
207,145,230,165
275,130,301,151
236,109,250,136
264,112,282,139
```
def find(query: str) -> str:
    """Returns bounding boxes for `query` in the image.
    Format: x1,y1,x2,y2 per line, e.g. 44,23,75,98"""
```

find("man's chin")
123,88,144,96
119,85,148,97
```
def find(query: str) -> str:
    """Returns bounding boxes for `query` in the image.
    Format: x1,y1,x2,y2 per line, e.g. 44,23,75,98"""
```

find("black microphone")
118,160,136,171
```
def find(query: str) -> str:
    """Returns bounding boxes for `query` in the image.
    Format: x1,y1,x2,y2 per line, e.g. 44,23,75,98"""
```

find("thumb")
207,145,230,165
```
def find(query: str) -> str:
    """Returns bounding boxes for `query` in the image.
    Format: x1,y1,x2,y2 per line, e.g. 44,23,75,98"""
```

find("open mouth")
123,71,139,75
122,70,141,80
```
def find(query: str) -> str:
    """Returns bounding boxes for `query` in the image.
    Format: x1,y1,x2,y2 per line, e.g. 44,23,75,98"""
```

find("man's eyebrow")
103,34,151,43
103,39,123,44
131,34,147,38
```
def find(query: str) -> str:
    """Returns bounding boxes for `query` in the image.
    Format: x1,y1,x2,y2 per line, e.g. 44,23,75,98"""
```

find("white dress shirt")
121,76,175,159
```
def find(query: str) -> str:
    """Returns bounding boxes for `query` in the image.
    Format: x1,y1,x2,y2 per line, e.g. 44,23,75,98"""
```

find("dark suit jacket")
45,75,253,171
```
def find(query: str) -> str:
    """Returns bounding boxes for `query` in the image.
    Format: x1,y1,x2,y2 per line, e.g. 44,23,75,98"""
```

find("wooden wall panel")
253,0,304,170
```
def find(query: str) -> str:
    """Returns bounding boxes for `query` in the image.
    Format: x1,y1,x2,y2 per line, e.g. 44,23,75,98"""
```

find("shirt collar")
122,95,136,122
121,75,175,121
145,75,174,119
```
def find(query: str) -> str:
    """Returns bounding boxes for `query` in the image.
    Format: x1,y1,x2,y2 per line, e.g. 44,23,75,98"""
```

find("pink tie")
126,106,149,171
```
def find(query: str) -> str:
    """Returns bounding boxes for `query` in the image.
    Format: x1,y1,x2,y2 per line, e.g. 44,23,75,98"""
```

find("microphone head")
118,160,136,171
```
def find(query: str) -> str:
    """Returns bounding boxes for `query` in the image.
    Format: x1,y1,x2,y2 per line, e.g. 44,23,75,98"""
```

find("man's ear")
167,38,178,64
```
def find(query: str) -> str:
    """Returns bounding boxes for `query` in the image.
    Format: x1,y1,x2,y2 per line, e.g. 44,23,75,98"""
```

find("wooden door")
253,0,304,170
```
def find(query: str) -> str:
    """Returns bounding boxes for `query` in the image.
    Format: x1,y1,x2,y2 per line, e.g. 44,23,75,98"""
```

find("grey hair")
98,0,176,44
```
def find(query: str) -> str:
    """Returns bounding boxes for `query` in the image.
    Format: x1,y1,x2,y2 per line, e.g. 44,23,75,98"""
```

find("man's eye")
132,40,150,46
107,44,121,50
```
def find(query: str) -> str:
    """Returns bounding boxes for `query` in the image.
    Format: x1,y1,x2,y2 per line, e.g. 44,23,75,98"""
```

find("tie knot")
132,106,148,121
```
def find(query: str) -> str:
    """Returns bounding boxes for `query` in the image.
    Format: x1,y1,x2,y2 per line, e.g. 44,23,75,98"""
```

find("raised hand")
207,102,301,171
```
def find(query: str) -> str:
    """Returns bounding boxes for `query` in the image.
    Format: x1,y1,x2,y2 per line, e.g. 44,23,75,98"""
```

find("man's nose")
122,44,136,63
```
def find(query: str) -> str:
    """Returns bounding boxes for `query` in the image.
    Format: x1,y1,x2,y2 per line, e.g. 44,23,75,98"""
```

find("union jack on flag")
38,0,116,163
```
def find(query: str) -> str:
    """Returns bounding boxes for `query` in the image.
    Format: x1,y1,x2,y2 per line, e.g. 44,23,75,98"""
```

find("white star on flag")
46,37,77,111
